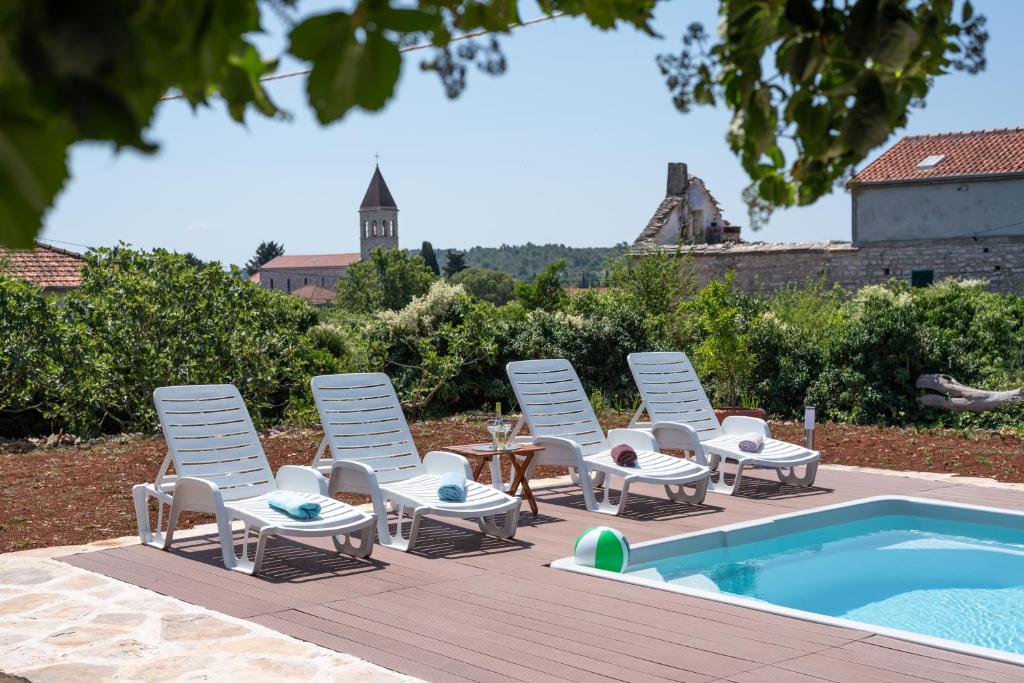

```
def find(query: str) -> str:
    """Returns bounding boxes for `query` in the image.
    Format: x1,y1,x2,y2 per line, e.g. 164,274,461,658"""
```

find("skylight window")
916,154,945,170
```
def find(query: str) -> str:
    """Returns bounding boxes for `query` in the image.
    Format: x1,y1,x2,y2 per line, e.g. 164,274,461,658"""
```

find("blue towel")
268,491,321,520
437,471,467,503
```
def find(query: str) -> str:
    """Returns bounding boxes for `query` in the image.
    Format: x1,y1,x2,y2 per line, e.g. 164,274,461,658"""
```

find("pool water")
627,511,1024,655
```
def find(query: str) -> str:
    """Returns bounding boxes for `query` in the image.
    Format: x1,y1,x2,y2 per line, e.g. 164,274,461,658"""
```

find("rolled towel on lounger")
738,433,764,453
611,444,638,467
437,471,467,502
268,491,321,520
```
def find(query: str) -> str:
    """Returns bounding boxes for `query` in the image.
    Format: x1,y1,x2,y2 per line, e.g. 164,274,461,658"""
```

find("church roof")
261,253,361,269
360,166,397,209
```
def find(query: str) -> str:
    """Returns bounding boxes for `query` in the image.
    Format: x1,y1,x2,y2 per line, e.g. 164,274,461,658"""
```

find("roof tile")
261,253,361,269
853,127,1024,184
0,242,85,290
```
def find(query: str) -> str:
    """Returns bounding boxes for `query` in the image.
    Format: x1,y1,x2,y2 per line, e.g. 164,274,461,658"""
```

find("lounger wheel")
776,461,818,487
664,477,708,504
332,523,375,558
478,504,521,539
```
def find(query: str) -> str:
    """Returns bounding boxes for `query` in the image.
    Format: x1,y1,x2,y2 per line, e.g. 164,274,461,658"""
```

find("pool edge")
551,495,1024,668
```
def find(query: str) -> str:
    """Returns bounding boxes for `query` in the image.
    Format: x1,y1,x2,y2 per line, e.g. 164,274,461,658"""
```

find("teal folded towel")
437,471,467,503
268,491,321,520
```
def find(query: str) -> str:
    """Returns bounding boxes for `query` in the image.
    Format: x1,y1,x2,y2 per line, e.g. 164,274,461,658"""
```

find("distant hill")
411,243,629,287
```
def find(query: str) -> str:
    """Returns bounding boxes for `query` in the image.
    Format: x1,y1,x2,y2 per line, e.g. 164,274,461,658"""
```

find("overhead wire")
158,12,565,102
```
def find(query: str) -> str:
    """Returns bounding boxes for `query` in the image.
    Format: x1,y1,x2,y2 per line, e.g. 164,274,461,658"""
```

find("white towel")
738,433,764,453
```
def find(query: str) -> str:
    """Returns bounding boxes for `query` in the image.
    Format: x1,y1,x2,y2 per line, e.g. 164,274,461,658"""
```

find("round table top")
444,442,544,457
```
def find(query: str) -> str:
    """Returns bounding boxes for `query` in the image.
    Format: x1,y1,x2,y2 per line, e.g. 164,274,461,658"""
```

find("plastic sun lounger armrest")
607,428,659,453
423,450,473,478
164,476,230,551
721,415,772,438
648,421,710,467
532,434,592,476
171,476,226,515
327,459,381,498
275,465,329,497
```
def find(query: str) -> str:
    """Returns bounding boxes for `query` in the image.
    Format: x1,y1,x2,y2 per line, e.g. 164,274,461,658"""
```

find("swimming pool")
551,496,1024,664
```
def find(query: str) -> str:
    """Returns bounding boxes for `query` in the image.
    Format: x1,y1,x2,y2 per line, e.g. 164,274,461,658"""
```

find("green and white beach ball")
573,526,630,572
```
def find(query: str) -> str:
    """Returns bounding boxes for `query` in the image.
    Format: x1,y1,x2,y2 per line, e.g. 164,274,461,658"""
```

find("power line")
159,12,565,103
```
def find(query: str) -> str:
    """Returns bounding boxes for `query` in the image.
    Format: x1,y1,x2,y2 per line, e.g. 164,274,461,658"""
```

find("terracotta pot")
714,407,768,423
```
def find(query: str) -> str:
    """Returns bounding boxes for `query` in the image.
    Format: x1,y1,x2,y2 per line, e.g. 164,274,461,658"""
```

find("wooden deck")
64,468,1024,682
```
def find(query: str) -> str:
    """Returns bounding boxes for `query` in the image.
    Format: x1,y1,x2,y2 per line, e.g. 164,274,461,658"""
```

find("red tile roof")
291,283,337,305
261,253,361,269
853,127,1024,184
248,272,260,283
0,242,85,290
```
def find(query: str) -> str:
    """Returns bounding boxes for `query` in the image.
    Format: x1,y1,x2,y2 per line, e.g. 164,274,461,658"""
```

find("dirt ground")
3,413,1023,553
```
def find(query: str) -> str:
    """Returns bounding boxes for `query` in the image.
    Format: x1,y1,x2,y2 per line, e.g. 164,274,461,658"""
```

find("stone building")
634,163,741,246
258,165,400,299
358,165,399,259
633,129,1024,294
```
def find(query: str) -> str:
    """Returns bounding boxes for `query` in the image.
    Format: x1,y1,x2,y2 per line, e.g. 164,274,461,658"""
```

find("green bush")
448,267,515,306
0,277,61,435
9,245,1024,437
337,247,435,313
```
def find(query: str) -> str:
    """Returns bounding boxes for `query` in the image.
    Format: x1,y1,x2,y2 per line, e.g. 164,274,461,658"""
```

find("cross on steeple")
374,152,380,167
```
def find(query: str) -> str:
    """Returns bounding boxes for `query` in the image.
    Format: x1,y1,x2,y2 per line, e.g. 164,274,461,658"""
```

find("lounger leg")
591,474,631,515
133,485,170,548
776,461,818,487
376,501,421,552
478,500,522,539
708,459,745,495
665,476,708,504
569,467,606,488
332,522,375,558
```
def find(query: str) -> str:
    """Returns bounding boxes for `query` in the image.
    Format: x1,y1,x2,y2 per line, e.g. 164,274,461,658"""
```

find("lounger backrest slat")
311,374,424,483
153,385,276,501
627,352,724,440
506,359,608,457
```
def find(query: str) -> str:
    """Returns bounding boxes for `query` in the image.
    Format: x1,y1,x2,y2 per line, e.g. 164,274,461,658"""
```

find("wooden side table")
445,443,544,515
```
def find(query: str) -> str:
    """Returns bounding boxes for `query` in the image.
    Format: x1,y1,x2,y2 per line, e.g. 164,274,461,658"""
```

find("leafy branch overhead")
0,0,986,247
658,0,988,228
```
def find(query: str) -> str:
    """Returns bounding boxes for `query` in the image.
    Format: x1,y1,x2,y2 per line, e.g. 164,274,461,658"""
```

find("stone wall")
638,235,1024,294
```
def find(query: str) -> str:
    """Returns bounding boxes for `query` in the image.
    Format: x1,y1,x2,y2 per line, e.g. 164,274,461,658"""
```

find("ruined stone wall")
651,235,1024,295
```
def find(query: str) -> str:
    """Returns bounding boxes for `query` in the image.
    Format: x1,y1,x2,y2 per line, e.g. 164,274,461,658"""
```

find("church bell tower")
359,165,399,259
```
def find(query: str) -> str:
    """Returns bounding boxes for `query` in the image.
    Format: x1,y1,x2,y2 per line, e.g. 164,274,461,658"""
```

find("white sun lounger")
627,352,820,495
133,385,375,574
310,373,521,552
506,359,710,515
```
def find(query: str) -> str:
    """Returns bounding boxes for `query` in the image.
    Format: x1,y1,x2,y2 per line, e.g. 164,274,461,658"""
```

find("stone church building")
635,127,1024,294
257,165,399,302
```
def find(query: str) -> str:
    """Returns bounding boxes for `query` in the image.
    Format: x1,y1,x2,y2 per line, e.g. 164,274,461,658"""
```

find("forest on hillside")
413,243,629,287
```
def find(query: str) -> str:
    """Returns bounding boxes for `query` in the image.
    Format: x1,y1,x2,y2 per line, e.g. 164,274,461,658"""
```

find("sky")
40,0,1024,267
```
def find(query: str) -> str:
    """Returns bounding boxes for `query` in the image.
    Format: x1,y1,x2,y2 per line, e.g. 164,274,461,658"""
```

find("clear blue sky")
41,0,1024,267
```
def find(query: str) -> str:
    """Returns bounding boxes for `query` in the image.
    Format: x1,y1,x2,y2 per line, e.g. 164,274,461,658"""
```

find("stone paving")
0,544,422,682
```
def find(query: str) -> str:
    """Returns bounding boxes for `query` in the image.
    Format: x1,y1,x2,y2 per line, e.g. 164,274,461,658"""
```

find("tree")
0,1,988,247
421,241,441,276
337,248,435,313
658,0,988,228
515,260,567,312
244,241,285,276
449,267,515,305
443,250,468,278
608,248,697,317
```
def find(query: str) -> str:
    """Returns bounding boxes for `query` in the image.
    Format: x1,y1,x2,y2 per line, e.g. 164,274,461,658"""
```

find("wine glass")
487,417,512,451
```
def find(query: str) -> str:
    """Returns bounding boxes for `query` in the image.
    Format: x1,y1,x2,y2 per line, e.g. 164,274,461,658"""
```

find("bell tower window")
364,220,369,238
